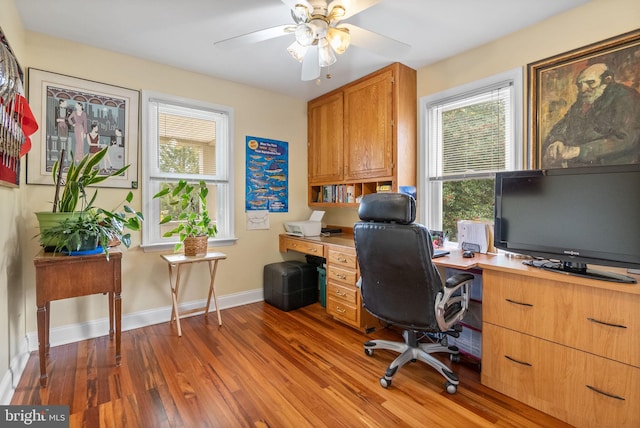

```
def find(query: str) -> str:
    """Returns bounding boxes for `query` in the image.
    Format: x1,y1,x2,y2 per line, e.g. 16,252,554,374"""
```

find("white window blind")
428,83,514,181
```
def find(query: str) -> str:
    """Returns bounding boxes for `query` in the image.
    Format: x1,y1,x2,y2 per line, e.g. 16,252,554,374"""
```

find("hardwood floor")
12,302,572,427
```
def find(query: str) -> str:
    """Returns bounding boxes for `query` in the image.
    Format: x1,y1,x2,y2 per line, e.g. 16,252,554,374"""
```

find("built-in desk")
279,233,640,427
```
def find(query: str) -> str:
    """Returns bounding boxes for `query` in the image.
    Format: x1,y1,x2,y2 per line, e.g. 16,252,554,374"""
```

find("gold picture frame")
26,68,139,188
528,29,640,169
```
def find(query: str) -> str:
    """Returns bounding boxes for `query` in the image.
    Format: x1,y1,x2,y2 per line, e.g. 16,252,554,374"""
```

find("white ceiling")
16,0,591,101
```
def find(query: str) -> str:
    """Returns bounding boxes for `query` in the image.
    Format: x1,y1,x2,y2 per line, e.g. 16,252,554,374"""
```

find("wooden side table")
33,249,122,387
160,252,227,336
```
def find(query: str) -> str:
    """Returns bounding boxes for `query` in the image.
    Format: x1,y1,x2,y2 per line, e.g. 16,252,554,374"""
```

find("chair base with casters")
364,330,462,393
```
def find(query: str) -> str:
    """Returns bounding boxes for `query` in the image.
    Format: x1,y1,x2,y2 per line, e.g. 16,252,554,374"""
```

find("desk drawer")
280,237,324,257
327,247,357,269
326,265,357,286
483,323,640,428
483,270,640,367
326,296,358,324
327,281,357,305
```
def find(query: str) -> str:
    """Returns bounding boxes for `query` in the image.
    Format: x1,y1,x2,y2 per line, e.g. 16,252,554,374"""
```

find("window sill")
141,237,238,253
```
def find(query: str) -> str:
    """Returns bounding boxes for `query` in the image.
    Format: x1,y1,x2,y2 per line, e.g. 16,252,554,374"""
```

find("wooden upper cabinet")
343,69,393,180
307,63,417,202
308,92,344,184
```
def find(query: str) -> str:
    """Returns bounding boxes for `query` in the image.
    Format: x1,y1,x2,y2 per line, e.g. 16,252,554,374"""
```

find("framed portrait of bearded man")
528,29,640,169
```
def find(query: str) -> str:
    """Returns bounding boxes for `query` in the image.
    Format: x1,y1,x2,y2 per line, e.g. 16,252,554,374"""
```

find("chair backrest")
354,193,444,330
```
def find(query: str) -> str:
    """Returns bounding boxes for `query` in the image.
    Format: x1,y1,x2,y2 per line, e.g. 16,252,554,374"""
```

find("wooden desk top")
280,234,640,295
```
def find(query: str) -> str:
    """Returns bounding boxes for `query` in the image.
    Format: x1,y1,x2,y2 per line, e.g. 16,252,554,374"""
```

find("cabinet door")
308,92,344,184
343,69,394,181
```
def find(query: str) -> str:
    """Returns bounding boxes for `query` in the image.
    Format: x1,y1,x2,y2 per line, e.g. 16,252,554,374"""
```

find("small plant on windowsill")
153,179,217,256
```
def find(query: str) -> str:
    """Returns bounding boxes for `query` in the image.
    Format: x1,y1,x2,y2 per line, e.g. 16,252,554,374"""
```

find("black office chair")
354,193,473,393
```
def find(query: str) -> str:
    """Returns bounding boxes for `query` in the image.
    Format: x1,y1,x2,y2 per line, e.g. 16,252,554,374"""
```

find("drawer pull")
337,257,347,262
587,317,627,329
335,307,346,314
335,290,347,297
307,247,318,253
504,355,532,366
586,385,625,401
505,298,533,307
335,274,347,280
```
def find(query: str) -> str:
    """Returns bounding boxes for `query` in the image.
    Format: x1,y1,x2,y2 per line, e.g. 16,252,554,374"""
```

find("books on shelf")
320,184,353,204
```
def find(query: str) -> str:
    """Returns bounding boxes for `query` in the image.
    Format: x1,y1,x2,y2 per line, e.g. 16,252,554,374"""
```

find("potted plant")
153,179,217,255
37,203,140,260
35,148,143,256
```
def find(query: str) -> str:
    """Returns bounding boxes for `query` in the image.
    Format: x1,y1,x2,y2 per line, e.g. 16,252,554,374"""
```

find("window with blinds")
420,68,523,241
142,91,235,248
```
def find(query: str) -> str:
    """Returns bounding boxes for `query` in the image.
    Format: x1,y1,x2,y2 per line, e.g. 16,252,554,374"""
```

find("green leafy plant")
52,147,129,213
37,191,143,259
153,179,217,252
36,148,144,257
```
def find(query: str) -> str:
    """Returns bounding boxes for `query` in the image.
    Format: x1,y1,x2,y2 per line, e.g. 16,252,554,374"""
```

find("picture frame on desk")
528,29,640,169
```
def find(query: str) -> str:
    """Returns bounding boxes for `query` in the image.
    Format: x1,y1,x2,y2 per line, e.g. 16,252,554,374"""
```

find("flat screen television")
494,164,640,284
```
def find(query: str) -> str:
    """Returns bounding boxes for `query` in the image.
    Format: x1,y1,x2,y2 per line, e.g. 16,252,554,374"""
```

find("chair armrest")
435,273,474,332
445,273,474,289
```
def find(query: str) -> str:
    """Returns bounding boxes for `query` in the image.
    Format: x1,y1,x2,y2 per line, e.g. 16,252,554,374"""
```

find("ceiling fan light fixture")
291,4,311,23
327,4,346,23
327,26,350,55
294,23,315,46
287,41,308,63
318,38,336,67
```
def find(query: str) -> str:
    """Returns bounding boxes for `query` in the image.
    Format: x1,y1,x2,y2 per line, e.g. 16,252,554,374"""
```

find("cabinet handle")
290,243,297,248
505,298,533,307
587,317,627,329
337,257,347,262
335,274,347,280
335,307,346,314
307,247,318,253
504,355,532,366
586,385,626,401
335,290,347,297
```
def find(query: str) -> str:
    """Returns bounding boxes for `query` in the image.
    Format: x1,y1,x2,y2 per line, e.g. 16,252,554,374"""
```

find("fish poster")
246,136,288,212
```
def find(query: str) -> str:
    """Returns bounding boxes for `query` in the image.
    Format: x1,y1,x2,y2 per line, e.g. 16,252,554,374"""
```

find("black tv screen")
494,165,640,283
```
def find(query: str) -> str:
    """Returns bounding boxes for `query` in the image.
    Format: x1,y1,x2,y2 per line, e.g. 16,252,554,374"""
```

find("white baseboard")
0,337,30,405
1,287,264,404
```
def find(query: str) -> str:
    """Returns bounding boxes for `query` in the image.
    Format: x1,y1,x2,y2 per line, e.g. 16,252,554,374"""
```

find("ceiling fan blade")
214,25,292,50
301,45,320,81
342,23,410,58
331,0,380,20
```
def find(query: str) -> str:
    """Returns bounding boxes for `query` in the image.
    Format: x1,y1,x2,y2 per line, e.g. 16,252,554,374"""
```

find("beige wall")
18,35,309,331
321,0,640,228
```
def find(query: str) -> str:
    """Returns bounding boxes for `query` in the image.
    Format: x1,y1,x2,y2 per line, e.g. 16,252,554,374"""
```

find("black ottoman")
264,261,318,311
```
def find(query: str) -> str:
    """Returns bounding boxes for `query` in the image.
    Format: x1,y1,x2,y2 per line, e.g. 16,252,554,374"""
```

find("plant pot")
35,211,85,250
183,235,208,256
68,234,99,253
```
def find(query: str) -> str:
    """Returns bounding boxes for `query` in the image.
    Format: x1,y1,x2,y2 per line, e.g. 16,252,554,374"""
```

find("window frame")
418,68,524,233
141,90,236,251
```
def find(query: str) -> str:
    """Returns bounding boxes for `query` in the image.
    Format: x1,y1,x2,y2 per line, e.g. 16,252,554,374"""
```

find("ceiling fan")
214,0,410,81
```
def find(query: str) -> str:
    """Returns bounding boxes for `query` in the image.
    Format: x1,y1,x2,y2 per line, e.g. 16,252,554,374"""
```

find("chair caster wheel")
450,353,461,363
365,348,374,356
445,381,457,394
380,377,391,388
